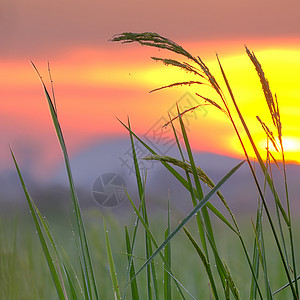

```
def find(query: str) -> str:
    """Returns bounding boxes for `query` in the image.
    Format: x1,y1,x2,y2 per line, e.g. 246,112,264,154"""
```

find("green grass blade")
120,104,262,299
250,202,263,300
176,104,203,202
164,199,171,300
63,262,80,300
148,228,160,300
123,215,140,299
170,111,208,257
62,244,86,299
79,258,89,300
126,192,187,299
11,149,66,300
251,159,270,300
202,221,242,299
273,275,300,296
141,191,156,300
146,246,152,300
127,159,245,285
148,238,159,300
206,204,237,233
125,227,139,300
144,155,238,234
183,227,219,300
217,56,297,298
33,207,83,300
251,220,273,300
127,118,187,299
162,270,197,300
128,120,155,300
120,117,261,298
223,261,240,300
31,203,73,299
119,118,237,234
31,62,99,300
177,105,226,287
246,48,299,297
143,200,158,300
126,193,162,257
128,117,144,200
216,55,288,222
121,118,143,299
104,218,121,300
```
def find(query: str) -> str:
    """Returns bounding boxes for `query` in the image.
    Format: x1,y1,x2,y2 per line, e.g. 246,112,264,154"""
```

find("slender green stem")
217,57,297,298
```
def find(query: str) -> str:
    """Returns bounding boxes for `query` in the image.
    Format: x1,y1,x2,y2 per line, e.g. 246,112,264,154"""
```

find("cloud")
1,0,300,58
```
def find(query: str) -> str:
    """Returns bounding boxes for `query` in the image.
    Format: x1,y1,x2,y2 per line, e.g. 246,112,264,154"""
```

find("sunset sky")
1,0,300,178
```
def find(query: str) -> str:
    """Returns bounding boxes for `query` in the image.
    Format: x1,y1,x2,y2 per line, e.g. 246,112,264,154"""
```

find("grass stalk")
11,150,67,300
163,199,171,300
104,218,121,300
182,227,219,300
217,57,297,298
125,226,140,299
126,158,245,285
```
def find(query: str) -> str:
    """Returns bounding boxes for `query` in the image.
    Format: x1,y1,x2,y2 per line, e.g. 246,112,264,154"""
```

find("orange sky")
1,39,299,173
1,1,300,177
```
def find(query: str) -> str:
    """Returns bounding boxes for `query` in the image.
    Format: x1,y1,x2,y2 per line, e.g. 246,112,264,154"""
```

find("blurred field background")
1,205,299,299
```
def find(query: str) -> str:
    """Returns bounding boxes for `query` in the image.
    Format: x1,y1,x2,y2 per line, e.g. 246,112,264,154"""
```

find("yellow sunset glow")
256,136,300,162
113,44,300,164
281,137,300,153
1,40,299,168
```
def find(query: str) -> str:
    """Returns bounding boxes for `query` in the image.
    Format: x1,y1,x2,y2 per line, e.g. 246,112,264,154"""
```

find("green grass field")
1,208,299,299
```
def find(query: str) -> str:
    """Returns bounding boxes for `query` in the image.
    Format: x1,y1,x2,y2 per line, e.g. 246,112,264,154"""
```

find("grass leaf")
127,159,245,284
11,149,67,300
31,61,99,300
183,227,219,300
125,227,139,300
164,199,171,300
104,218,121,300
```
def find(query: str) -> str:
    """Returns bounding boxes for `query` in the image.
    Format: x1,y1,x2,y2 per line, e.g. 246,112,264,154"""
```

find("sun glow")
258,136,300,163
1,40,300,170
281,137,300,152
